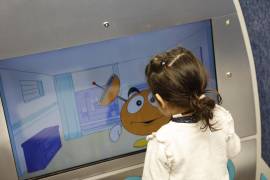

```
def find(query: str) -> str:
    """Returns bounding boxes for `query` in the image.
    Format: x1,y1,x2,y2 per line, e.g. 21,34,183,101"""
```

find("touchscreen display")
0,19,216,179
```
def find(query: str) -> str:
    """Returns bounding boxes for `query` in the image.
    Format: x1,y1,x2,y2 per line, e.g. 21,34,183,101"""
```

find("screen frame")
0,19,219,180
0,0,259,180
0,19,218,180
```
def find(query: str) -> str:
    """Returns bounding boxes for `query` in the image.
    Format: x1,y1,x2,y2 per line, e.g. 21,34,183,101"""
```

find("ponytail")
190,93,222,131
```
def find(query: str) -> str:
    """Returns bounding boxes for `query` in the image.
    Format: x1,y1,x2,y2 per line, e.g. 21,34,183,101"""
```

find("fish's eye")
136,100,142,106
148,93,158,107
127,95,144,113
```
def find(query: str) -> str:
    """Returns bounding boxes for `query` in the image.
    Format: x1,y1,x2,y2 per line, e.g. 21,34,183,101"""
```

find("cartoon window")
20,80,44,102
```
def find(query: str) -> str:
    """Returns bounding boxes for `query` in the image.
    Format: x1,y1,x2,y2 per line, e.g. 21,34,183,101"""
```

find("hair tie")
199,94,206,100
168,54,185,67
161,61,167,67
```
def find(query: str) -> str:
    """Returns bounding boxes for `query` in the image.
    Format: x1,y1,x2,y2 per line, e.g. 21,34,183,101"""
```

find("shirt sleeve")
142,134,172,180
223,111,241,159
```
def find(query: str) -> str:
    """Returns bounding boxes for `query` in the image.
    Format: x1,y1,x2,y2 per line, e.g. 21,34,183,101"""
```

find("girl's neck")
169,106,191,116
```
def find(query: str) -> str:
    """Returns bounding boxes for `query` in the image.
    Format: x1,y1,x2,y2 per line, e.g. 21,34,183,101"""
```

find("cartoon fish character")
121,87,170,136
93,74,170,147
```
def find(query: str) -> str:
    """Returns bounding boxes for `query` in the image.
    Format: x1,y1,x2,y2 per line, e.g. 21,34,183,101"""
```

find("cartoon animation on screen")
92,74,170,147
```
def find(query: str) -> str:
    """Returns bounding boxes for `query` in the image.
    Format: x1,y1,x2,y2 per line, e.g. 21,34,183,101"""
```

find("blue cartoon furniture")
21,125,62,173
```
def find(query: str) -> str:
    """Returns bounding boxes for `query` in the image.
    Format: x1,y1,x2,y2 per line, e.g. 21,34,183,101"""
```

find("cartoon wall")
0,19,216,179
239,0,270,178
0,69,62,176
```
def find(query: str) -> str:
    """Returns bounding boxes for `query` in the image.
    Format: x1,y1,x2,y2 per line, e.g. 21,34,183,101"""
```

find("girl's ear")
155,93,166,109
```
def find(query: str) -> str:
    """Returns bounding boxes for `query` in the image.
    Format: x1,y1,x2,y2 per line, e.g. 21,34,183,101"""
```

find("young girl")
142,47,241,180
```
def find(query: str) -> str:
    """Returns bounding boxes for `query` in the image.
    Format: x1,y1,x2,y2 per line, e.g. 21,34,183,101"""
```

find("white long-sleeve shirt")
142,105,241,180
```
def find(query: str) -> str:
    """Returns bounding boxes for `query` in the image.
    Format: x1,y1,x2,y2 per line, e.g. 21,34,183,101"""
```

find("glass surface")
0,19,216,179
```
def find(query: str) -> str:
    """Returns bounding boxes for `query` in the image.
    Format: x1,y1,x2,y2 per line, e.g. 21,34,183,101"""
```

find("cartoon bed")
21,126,62,173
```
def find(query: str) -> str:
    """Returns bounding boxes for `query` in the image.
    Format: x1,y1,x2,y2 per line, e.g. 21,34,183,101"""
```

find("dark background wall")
239,0,270,167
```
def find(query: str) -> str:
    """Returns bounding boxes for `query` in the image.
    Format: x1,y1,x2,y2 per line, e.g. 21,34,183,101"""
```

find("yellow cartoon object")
133,138,148,148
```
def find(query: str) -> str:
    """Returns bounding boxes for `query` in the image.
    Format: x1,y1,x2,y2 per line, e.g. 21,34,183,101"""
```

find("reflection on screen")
0,19,216,179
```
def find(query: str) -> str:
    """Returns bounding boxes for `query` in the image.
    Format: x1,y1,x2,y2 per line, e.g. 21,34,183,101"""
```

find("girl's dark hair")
145,47,222,131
